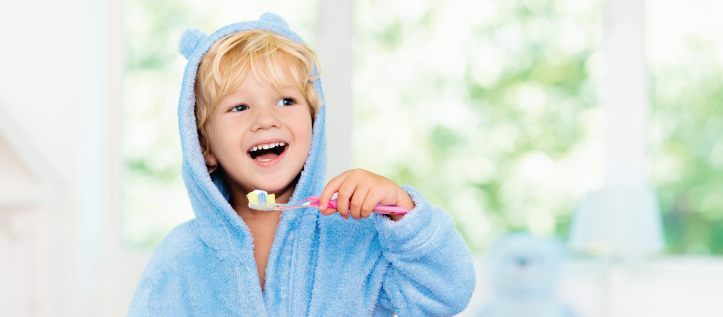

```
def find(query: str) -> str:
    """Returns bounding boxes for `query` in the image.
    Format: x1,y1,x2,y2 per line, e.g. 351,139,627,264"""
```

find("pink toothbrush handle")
306,196,409,215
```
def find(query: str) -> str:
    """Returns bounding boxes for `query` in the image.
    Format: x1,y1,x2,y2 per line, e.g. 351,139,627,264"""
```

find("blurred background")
1,0,722,316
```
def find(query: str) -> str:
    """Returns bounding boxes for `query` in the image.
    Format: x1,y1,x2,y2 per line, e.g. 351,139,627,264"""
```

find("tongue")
256,152,279,160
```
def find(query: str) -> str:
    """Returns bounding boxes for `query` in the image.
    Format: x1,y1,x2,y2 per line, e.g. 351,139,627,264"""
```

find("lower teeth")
257,158,271,162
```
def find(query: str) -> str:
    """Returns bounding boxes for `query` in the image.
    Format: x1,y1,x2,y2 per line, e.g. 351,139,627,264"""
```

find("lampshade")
569,185,665,257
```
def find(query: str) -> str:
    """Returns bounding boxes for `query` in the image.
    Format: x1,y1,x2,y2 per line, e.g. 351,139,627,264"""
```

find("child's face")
204,64,313,197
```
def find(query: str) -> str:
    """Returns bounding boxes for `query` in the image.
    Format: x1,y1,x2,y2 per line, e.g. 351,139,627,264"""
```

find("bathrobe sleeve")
373,186,476,317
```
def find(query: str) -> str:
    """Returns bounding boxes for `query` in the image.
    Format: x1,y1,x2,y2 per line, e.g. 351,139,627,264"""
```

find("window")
649,0,723,254
354,0,604,251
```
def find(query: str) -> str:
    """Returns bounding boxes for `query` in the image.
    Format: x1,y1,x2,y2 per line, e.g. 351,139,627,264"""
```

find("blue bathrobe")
128,13,476,317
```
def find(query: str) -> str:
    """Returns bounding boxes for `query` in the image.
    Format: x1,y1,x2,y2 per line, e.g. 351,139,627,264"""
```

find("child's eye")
231,105,249,112
276,98,295,107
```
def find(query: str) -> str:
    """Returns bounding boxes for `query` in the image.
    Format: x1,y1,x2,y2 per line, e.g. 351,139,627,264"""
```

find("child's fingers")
321,207,338,216
360,190,382,219
319,172,348,213
349,185,370,220
335,178,358,219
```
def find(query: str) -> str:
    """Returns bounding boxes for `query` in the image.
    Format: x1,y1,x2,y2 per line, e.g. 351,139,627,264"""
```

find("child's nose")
251,106,281,130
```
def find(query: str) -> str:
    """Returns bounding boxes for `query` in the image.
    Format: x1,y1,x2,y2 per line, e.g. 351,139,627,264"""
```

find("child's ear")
203,149,218,173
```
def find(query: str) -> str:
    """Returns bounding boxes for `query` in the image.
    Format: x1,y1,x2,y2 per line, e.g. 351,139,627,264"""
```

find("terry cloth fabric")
128,12,476,317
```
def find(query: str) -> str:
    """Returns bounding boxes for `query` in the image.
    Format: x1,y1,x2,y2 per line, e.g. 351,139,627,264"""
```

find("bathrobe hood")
176,13,327,252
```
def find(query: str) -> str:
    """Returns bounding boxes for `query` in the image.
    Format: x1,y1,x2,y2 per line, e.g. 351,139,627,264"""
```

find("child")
129,13,475,316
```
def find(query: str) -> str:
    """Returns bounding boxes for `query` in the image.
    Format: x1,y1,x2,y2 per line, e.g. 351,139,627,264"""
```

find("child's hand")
318,169,415,221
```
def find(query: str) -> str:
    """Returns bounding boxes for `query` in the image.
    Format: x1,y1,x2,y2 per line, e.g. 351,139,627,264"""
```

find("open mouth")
248,141,288,162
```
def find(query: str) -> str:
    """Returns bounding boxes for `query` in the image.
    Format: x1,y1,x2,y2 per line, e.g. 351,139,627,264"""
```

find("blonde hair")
194,30,321,170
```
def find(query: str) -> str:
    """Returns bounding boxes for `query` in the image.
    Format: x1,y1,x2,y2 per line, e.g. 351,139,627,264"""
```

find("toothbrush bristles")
247,189,277,210
248,202,277,211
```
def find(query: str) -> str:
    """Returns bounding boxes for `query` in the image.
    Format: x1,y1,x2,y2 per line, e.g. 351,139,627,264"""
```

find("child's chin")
253,176,298,194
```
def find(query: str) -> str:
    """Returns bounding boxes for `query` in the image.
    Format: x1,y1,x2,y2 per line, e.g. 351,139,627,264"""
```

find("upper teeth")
250,142,285,152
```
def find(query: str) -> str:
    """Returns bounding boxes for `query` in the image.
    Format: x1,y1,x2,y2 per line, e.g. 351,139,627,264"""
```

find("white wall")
316,0,354,180
0,0,135,316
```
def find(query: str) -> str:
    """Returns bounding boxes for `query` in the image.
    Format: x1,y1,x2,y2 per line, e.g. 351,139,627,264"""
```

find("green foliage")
122,0,196,250
354,0,604,251
354,0,723,254
650,31,723,254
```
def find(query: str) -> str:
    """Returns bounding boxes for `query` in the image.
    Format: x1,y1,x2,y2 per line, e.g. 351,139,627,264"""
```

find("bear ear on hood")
178,28,207,59
259,12,290,29
177,13,289,60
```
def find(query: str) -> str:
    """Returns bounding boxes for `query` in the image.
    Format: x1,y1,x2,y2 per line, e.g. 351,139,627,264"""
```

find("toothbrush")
246,189,409,215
